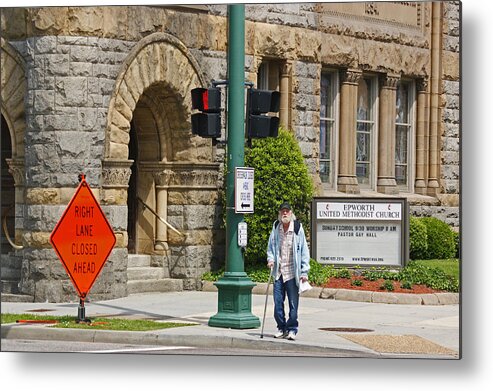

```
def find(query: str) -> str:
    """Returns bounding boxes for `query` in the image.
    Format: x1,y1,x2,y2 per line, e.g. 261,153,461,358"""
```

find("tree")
243,128,314,264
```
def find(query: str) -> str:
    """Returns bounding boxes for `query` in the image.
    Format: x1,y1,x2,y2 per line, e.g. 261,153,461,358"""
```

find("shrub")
452,230,460,258
420,217,456,259
399,262,459,292
335,268,352,279
308,259,332,286
351,279,363,287
243,128,314,264
380,280,394,291
362,267,399,281
409,216,428,260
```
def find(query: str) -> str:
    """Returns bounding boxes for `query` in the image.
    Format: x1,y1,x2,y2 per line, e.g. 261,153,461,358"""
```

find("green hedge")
409,216,457,260
420,217,456,259
409,216,428,260
243,128,314,264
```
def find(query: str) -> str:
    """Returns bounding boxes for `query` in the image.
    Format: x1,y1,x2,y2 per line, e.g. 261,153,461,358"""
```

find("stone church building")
1,2,460,302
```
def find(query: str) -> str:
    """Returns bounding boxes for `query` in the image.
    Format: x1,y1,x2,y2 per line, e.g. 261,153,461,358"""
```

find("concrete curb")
201,281,460,305
0,323,378,357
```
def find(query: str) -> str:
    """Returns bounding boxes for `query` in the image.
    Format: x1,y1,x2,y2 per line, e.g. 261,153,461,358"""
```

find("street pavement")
1,289,460,358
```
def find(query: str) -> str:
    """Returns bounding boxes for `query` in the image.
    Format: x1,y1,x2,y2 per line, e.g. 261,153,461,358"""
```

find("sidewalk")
1,289,460,358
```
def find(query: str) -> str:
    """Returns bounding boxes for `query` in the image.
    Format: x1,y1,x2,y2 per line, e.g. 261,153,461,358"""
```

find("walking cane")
260,266,274,339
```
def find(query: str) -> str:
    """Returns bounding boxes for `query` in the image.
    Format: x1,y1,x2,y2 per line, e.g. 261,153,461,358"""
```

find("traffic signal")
247,89,281,138
191,87,221,138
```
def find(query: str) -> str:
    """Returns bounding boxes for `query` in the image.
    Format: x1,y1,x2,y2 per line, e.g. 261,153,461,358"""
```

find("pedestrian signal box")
247,89,280,138
191,87,222,138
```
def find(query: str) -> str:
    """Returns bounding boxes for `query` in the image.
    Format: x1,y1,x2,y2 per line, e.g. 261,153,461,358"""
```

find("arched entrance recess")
102,33,219,262
1,38,26,254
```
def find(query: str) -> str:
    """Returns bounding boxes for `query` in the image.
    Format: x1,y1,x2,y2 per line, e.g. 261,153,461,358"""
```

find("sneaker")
287,331,296,340
274,330,287,339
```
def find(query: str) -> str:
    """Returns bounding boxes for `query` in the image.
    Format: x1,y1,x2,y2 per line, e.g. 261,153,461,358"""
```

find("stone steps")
127,267,166,281
127,279,183,295
127,254,152,268
1,253,22,296
0,293,34,303
127,254,183,295
0,280,20,294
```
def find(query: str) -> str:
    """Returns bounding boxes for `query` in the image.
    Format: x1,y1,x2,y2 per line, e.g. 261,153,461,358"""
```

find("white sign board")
316,202,402,221
238,222,248,247
311,198,408,267
235,167,254,213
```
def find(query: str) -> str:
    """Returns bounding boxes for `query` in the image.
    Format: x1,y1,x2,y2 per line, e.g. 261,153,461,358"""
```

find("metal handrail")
2,205,23,250
137,197,186,238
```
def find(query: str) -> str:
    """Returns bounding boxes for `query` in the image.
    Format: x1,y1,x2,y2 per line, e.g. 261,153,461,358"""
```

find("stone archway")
1,37,26,162
104,32,210,162
102,33,220,289
1,38,26,293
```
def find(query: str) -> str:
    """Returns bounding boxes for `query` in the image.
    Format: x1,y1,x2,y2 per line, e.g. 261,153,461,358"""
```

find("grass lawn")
412,259,460,280
1,313,197,331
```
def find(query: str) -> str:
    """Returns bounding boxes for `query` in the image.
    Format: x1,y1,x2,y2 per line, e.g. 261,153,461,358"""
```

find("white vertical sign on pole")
235,167,254,213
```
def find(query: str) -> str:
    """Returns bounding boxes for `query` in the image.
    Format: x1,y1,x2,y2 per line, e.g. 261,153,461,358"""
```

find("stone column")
6,158,25,247
337,68,361,194
427,1,443,197
279,62,291,130
153,170,171,253
377,74,399,195
101,159,133,250
415,78,429,194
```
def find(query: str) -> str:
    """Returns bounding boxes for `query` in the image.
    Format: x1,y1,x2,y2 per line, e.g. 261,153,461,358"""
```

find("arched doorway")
102,33,221,290
1,115,14,254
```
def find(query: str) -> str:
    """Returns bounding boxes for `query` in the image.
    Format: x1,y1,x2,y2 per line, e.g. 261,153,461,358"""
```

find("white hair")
278,210,296,224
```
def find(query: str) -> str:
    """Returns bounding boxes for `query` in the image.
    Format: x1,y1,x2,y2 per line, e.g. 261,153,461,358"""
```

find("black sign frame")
310,197,409,268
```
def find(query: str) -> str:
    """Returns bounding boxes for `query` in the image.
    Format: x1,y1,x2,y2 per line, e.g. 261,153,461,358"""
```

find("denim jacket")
266,220,310,287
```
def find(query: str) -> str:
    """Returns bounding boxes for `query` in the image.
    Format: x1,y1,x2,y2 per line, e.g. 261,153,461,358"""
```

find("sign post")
50,174,116,323
208,4,260,329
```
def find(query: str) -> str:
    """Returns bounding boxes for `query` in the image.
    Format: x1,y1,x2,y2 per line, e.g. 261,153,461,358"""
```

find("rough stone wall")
9,30,226,301
440,1,460,227
411,1,460,228
291,60,321,188
3,6,232,301
167,191,224,290
10,35,133,301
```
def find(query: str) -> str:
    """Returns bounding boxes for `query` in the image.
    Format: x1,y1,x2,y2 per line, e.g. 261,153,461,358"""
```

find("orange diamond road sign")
50,176,116,299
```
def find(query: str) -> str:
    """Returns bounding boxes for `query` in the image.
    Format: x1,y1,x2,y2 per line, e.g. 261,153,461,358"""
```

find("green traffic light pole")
208,4,260,329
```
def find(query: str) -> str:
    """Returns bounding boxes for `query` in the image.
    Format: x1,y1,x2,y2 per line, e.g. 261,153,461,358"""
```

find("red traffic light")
191,87,221,112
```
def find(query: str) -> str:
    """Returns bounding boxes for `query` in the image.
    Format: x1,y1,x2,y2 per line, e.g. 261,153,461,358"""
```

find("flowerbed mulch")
321,276,445,294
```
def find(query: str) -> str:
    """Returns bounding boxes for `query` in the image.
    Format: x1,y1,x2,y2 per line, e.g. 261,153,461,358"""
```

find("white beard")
281,215,291,224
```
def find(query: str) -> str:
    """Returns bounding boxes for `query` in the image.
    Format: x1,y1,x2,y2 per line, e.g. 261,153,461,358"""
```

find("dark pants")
273,275,299,334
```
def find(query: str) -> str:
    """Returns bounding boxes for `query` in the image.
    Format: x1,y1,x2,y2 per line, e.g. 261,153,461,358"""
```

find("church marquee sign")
310,197,409,268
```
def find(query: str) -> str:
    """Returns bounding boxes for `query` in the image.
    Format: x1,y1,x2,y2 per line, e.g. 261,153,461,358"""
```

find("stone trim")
379,73,400,90
202,281,459,305
6,159,25,187
317,3,424,32
104,32,207,160
340,68,363,85
140,162,220,190
101,159,133,188
1,38,27,159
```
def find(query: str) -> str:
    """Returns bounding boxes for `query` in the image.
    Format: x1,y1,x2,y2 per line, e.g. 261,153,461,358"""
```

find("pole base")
208,275,260,329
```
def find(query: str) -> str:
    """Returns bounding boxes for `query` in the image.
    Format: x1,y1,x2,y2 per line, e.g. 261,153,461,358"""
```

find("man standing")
267,202,310,340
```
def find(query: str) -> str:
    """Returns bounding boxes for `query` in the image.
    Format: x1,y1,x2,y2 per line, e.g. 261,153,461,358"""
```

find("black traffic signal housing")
247,89,281,138
191,87,221,138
